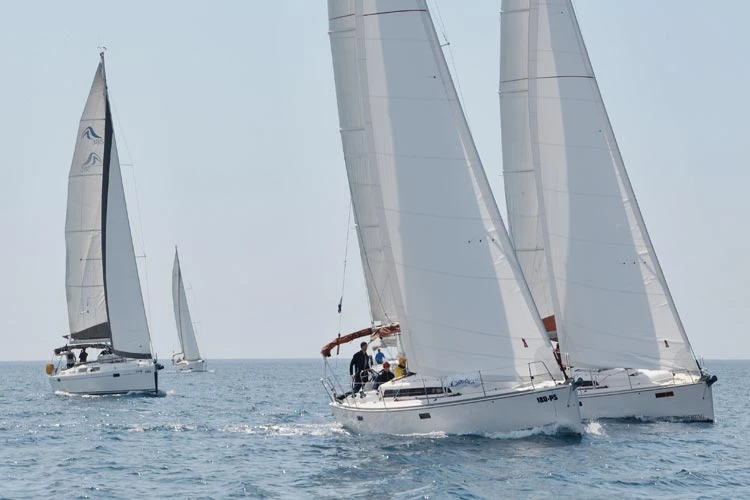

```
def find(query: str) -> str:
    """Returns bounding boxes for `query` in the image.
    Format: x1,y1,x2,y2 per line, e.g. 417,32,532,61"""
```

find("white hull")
331,383,582,435
174,358,207,372
48,359,160,395
576,370,715,421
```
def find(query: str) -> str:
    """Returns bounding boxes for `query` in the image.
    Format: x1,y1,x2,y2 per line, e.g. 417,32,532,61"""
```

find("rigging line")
431,0,466,110
107,88,153,339
337,200,353,335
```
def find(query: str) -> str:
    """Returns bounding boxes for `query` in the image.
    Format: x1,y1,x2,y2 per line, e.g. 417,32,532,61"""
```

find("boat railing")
571,366,701,390
526,361,556,390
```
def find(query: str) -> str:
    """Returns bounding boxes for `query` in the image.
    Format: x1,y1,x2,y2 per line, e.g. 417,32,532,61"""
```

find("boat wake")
221,422,348,437
52,390,167,398
482,422,581,440
585,421,606,436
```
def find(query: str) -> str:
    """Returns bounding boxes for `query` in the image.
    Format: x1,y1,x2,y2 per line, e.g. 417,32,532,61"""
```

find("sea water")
0,359,747,499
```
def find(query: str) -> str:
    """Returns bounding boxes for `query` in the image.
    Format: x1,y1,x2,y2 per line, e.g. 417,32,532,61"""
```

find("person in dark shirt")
79,348,88,363
350,341,371,393
374,361,395,389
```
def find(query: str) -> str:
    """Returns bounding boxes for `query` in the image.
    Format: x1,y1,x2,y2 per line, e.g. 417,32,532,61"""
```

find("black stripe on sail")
112,348,152,360
101,75,113,331
71,321,112,341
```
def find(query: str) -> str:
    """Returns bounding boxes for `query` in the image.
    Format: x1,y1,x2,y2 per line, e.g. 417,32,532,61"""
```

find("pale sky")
1,1,748,362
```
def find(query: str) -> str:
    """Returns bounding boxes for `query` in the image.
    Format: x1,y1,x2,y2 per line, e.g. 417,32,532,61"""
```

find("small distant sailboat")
319,0,582,436
171,248,207,372
499,0,716,420
47,53,163,395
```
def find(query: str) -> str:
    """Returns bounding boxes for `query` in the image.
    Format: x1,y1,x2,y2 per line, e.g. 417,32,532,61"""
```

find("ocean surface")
1,359,747,499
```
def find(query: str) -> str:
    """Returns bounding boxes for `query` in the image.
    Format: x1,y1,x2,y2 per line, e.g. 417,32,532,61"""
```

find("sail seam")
363,9,427,17
501,75,593,84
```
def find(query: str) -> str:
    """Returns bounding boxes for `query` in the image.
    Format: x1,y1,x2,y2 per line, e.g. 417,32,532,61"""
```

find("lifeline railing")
320,360,562,409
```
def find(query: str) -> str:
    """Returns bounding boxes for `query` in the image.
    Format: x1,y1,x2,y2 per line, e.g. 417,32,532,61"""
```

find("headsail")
499,0,698,372
64,55,152,359
172,249,202,361
328,0,560,382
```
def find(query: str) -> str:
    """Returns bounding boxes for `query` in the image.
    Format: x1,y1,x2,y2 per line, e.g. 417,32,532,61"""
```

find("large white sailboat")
320,0,582,436
46,54,163,395
171,248,207,372
499,0,716,421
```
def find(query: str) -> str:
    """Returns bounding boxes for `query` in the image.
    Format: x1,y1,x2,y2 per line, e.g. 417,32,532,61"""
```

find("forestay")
172,249,202,361
499,0,698,372
328,0,560,382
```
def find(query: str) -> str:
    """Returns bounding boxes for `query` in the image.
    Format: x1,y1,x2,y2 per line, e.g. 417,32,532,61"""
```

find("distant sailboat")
47,53,163,395
171,248,207,372
319,0,582,435
500,0,716,420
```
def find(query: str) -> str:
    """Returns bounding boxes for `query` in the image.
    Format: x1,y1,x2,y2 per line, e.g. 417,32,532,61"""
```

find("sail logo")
81,152,103,171
81,126,104,144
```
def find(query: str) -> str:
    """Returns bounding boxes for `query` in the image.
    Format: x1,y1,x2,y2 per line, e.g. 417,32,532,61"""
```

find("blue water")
1,359,747,499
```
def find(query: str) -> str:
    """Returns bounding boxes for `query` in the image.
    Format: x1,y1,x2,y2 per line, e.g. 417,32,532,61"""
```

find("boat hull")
174,359,207,372
331,383,582,435
48,359,159,395
579,379,715,421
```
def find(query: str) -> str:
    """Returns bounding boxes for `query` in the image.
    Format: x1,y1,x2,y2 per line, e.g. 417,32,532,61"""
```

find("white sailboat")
320,0,582,436
46,54,163,395
499,0,716,421
171,248,207,372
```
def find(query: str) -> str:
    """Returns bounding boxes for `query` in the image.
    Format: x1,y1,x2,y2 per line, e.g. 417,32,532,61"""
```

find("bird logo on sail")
81,126,102,141
81,152,103,171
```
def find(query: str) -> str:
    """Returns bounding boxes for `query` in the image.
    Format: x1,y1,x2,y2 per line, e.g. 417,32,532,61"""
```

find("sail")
65,61,111,342
328,0,400,325
499,0,554,328
328,0,561,382
172,249,202,361
500,0,698,372
64,56,152,358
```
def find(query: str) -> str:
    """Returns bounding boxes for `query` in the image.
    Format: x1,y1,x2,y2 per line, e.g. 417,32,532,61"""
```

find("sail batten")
329,0,560,381
500,0,699,372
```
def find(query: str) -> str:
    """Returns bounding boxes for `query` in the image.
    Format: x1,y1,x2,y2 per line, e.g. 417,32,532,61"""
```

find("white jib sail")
500,0,698,372
329,0,561,383
172,249,201,361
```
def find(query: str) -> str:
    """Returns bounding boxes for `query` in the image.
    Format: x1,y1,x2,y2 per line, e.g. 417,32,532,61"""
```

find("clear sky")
1,1,748,362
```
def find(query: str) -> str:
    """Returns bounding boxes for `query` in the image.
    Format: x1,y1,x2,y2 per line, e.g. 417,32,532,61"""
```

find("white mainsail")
172,249,202,362
499,0,699,372
329,0,561,382
64,56,152,359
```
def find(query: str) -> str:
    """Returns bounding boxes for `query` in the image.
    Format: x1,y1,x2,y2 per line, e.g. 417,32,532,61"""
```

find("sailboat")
499,0,716,421
171,248,207,372
46,54,163,395
319,0,582,435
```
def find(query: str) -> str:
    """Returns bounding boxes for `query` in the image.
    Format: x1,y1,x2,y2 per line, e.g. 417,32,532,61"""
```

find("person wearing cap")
373,361,395,389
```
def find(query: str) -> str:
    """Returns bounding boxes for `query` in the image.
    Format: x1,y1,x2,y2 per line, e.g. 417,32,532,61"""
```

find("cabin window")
419,413,431,420
383,387,451,398
655,391,674,398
